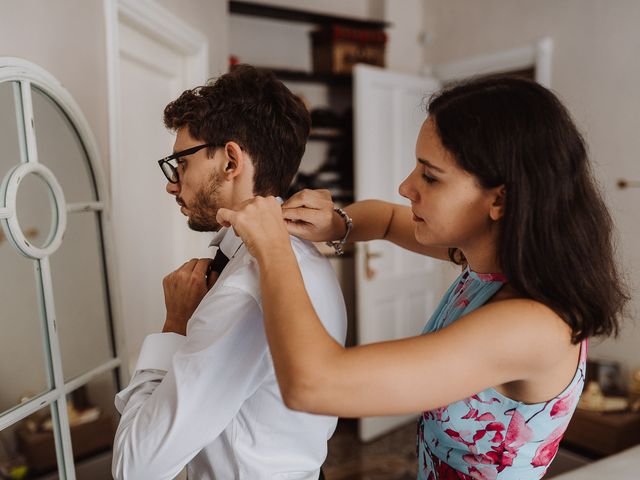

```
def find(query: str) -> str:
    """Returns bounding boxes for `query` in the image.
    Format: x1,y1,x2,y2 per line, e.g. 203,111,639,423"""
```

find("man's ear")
222,141,244,180
489,185,506,221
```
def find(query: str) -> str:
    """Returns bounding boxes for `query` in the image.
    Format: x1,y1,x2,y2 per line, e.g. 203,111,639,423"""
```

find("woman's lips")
412,212,424,222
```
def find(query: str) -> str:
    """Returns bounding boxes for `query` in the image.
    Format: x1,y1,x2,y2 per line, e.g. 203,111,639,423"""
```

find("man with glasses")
112,65,346,480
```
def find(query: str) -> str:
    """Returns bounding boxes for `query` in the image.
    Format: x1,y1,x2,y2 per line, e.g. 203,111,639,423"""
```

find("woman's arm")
260,245,572,416
217,197,576,417
282,190,450,260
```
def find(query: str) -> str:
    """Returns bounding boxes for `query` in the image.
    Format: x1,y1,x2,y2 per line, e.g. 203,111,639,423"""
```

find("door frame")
353,64,444,442
433,37,553,87
103,0,208,383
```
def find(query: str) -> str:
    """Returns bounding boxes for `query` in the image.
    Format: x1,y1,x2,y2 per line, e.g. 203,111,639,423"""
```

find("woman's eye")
422,173,437,184
177,159,186,169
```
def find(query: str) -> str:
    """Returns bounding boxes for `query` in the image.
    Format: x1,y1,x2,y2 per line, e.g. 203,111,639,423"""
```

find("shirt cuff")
134,332,186,372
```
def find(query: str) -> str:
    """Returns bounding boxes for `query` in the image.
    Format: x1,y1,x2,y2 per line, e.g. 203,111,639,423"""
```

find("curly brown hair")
163,64,310,196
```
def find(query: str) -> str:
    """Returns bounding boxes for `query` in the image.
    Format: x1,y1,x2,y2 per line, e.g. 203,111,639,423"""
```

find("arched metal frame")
0,57,124,480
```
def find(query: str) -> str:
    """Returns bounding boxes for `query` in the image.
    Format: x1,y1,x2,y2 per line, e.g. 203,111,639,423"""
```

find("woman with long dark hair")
216,76,628,479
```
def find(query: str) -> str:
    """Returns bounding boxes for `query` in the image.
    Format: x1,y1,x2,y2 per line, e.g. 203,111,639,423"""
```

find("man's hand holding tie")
162,258,216,335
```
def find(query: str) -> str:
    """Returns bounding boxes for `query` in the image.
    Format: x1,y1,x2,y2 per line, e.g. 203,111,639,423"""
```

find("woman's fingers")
282,189,333,210
282,206,324,223
282,191,337,241
283,209,331,240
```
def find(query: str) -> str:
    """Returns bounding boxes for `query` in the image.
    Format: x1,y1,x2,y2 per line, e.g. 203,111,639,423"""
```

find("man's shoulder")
216,237,334,301
289,236,325,260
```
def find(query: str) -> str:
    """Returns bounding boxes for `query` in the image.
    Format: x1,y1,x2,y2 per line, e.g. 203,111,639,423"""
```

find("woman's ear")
489,185,506,221
222,141,244,180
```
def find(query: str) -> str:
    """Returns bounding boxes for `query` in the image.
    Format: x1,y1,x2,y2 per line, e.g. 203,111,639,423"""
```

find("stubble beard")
185,171,224,232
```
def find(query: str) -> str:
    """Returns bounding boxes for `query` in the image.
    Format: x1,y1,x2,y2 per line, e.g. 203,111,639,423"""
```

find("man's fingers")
173,258,199,277
207,271,219,287
193,258,212,278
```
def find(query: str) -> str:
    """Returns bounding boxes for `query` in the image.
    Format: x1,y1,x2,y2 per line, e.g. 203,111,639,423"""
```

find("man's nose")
166,180,179,195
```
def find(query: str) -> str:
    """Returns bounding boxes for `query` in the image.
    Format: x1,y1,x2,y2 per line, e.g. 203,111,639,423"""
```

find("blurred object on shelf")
563,408,640,457
587,358,625,396
17,412,113,474
310,107,342,136
311,25,386,75
578,381,628,413
629,368,640,413
40,402,101,431
578,381,605,411
287,108,353,205
289,108,353,204
287,170,353,205
229,55,240,68
294,92,312,113
15,386,114,474
0,432,28,480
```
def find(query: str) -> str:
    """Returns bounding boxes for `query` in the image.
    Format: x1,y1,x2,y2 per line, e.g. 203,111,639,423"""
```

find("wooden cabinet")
562,408,640,458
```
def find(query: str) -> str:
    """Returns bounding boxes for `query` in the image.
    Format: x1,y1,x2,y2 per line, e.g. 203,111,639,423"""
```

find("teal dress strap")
422,266,507,335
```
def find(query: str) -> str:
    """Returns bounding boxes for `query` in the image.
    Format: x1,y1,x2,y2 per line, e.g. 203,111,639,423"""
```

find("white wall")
157,0,228,77
384,0,426,75
0,0,112,177
424,0,640,383
0,0,227,183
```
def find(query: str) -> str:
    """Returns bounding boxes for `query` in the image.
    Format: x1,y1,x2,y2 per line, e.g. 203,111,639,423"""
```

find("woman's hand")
282,189,345,242
216,196,291,262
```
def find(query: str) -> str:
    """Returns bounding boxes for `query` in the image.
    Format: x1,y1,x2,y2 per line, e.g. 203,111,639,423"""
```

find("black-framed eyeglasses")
158,143,218,183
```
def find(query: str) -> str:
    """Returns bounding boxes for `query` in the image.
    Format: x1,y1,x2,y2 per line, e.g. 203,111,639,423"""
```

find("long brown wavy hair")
428,76,628,343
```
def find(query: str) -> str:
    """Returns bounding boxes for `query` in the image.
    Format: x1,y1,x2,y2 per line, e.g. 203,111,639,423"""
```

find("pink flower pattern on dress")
417,267,586,479
530,425,567,468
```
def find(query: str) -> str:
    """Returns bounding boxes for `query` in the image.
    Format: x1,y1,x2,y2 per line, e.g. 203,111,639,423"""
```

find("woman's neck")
459,243,501,274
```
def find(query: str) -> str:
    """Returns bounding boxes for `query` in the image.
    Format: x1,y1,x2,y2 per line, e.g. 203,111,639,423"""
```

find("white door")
114,13,210,372
353,64,443,441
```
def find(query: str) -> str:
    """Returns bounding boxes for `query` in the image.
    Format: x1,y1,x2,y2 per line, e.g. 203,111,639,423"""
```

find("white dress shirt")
112,228,347,480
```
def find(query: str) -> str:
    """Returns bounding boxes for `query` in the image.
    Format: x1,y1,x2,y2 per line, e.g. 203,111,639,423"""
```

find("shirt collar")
207,197,283,259
209,227,243,260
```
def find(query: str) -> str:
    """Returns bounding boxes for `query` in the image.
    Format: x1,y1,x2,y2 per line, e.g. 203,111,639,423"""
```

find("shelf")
263,68,352,86
309,128,345,142
308,134,343,142
231,65,351,86
229,1,390,30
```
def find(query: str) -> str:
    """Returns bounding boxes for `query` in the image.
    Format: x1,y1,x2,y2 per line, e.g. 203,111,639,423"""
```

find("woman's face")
399,117,503,250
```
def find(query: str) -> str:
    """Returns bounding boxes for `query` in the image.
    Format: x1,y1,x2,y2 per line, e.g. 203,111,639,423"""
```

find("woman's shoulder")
453,295,575,371
480,294,572,341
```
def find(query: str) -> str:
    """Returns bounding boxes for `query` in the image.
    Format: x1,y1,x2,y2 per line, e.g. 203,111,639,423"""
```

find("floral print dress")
417,267,586,480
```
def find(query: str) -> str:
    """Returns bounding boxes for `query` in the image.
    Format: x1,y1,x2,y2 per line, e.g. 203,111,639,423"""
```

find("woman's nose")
399,172,416,201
